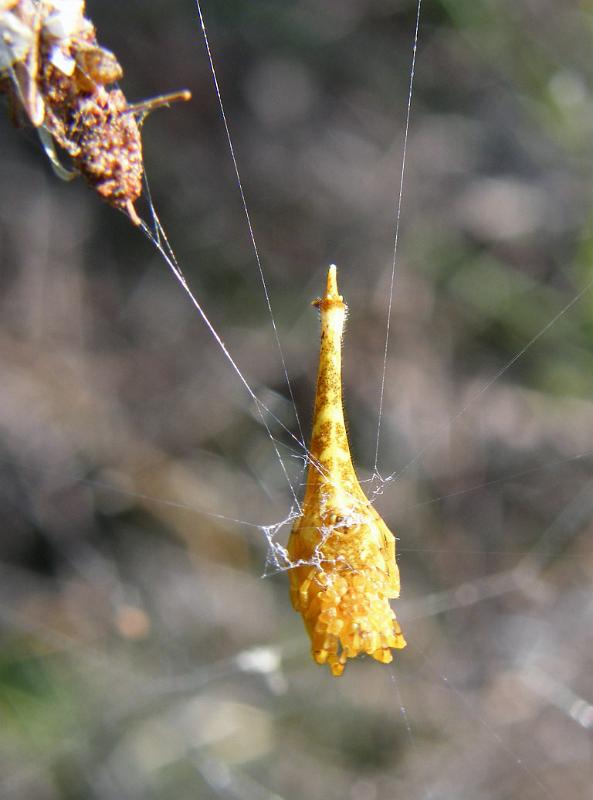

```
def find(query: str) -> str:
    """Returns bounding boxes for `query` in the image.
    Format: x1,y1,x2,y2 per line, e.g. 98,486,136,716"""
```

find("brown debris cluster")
0,0,189,223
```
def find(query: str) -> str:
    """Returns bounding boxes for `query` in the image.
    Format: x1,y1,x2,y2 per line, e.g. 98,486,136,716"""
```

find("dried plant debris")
0,0,190,223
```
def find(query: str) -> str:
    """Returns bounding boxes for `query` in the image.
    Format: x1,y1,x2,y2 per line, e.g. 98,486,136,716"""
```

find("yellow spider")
288,265,406,676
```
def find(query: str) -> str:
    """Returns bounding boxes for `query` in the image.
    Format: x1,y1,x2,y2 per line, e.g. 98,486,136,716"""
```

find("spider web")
133,2,591,797
1,1,592,799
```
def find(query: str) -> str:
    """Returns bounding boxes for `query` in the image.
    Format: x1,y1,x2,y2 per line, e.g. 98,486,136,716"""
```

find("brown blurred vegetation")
1,1,593,799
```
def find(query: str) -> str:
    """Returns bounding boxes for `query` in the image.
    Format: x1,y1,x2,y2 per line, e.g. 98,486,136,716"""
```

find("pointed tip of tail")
325,264,339,299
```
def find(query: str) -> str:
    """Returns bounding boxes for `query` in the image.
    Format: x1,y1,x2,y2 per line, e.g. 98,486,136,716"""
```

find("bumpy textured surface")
38,7,143,219
67,87,143,212
1,1,187,223
288,266,406,676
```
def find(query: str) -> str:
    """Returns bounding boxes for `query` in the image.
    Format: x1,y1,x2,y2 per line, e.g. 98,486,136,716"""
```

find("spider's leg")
37,126,78,181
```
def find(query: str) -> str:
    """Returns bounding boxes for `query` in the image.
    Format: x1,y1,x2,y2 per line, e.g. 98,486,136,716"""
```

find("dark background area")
1,1,592,798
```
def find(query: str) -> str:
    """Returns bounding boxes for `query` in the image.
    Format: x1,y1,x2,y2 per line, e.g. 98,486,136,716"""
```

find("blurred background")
1,0,593,798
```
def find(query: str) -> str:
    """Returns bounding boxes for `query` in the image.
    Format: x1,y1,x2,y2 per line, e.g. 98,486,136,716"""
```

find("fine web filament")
150,0,593,542
134,2,593,579
378,273,593,489
389,666,434,800
139,212,304,512
193,0,306,453
124,3,593,616
374,0,423,475
2,6,591,798
170,8,583,794
409,640,559,800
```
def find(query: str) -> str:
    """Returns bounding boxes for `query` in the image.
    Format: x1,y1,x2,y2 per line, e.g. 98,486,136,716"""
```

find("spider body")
1,0,189,223
288,266,406,676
